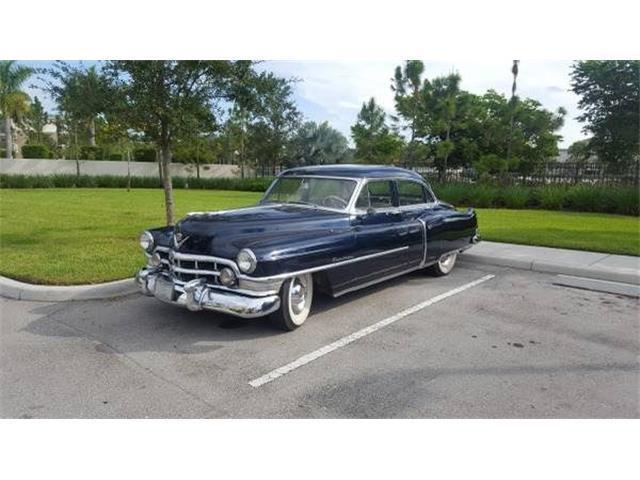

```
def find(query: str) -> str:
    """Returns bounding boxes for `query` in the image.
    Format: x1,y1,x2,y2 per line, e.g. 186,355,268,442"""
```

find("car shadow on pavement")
22,296,281,356
20,270,440,356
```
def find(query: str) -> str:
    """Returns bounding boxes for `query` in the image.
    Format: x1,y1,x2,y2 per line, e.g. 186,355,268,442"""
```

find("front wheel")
426,252,458,276
270,273,314,331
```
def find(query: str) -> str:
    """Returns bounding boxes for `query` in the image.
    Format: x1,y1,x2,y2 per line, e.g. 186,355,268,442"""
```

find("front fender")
246,230,357,277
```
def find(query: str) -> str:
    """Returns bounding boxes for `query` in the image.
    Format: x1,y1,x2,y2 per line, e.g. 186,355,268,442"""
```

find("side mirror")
354,207,376,224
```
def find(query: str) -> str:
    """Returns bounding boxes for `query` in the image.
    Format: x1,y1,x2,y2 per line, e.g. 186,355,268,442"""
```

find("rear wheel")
427,252,458,276
270,273,314,331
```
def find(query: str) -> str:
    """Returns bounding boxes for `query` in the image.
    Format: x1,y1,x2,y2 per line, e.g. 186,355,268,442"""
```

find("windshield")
262,177,357,210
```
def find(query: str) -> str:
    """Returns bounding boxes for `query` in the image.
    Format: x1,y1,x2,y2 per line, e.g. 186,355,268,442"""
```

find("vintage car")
136,165,479,330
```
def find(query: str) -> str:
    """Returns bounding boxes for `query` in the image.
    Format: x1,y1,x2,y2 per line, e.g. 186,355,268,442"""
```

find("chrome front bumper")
136,268,281,319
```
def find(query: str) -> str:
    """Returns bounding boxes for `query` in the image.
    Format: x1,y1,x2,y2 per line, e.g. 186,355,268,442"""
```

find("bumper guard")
136,268,281,319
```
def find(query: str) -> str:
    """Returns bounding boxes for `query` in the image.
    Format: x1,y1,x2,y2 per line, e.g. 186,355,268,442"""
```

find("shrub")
537,186,567,211
1,174,637,216
108,153,123,161
21,144,52,159
133,148,157,162
430,181,638,216
497,186,529,209
80,145,103,160
0,173,274,193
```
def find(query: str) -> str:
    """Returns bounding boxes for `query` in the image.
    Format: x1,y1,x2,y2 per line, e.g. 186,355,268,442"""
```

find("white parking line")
249,273,496,388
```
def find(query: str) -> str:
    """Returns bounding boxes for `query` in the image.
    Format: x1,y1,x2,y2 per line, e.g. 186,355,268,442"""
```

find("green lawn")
1,188,638,285
0,189,261,285
475,209,640,257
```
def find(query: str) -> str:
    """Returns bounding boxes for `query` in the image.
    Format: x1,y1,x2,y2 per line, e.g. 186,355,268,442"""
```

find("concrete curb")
0,275,138,302
460,253,640,285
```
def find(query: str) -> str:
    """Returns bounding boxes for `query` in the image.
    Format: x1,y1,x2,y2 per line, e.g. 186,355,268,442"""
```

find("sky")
24,60,588,148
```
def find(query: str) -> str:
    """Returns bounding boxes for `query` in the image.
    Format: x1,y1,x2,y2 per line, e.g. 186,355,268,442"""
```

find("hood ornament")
173,232,190,249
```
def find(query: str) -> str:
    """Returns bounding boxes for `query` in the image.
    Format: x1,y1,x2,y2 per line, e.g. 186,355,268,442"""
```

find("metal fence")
409,162,640,186
251,162,639,186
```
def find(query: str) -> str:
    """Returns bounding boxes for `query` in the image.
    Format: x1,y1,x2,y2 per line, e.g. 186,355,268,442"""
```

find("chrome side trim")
417,217,428,267
333,265,422,297
238,246,409,282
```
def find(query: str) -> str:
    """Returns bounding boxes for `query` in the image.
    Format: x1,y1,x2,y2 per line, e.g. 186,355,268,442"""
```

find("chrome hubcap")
290,277,308,315
438,253,457,273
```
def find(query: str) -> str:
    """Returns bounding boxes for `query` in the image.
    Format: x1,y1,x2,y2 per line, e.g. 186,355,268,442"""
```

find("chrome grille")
153,248,238,286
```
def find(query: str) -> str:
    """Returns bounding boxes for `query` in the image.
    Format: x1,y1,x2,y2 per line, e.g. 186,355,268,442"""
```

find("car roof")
279,164,425,181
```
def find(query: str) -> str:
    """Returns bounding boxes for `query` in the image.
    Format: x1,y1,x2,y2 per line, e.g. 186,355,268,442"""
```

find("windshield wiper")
286,200,316,207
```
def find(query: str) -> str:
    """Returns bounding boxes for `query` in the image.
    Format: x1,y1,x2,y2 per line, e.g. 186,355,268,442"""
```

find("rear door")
395,179,432,267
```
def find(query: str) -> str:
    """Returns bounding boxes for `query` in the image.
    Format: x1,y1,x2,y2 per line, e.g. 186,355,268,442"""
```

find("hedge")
133,148,157,162
0,174,638,215
21,144,53,159
431,183,639,216
0,174,274,193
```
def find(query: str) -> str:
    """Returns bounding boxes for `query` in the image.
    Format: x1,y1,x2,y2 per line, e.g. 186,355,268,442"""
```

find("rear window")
397,180,426,205
356,181,394,209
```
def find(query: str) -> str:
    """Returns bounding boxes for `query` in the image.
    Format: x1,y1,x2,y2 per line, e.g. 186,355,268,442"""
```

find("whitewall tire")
427,252,458,276
270,273,314,331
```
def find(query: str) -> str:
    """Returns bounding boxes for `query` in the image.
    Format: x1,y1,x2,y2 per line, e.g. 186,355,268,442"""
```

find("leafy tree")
427,73,462,179
26,96,48,144
107,60,255,225
246,72,300,174
351,97,404,164
442,90,564,176
289,121,349,166
473,153,509,177
570,60,640,168
0,60,33,159
567,138,594,183
46,62,113,147
392,60,428,164
567,139,592,163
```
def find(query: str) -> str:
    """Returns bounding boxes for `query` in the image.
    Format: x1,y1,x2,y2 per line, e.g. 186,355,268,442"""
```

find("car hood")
172,203,352,258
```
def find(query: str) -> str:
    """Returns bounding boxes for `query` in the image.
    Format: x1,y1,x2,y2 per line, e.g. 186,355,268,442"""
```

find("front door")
331,180,410,292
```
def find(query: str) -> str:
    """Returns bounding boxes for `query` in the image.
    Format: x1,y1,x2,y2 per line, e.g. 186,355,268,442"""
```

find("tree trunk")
4,117,13,159
160,143,176,226
443,125,451,181
88,117,96,147
126,149,131,192
240,124,245,179
196,139,200,179
74,128,80,178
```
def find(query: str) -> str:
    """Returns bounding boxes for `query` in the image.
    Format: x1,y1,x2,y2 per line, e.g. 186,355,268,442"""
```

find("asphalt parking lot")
1,262,638,418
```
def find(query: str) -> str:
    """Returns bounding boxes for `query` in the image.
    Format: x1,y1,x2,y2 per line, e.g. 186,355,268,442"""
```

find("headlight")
236,248,257,274
139,231,154,252
149,252,162,267
219,267,237,287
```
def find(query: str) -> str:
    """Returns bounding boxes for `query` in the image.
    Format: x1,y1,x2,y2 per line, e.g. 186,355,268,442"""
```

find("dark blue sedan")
136,165,479,330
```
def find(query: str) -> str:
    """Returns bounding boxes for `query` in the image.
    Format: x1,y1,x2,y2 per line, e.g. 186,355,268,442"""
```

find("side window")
356,181,394,209
397,180,426,206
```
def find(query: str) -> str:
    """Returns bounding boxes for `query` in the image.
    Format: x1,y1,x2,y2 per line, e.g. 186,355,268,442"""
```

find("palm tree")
431,73,461,181
506,60,520,162
0,61,33,159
